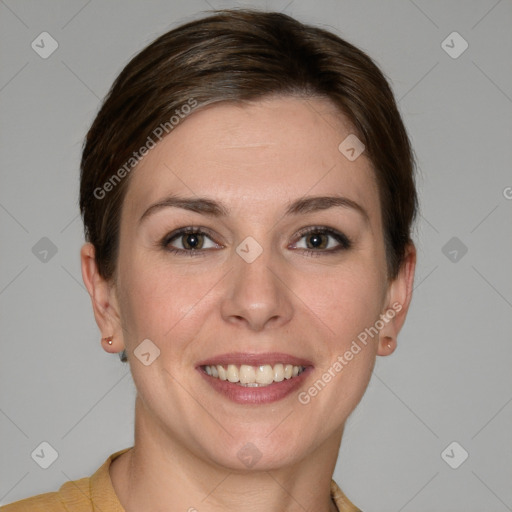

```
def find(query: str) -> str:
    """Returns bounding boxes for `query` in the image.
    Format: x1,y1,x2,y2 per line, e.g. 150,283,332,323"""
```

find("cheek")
117,253,217,347
297,260,386,342
304,271,380,406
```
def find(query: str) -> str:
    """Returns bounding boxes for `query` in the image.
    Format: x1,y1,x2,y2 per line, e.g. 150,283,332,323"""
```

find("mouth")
196,352,313,404
201,363,306,386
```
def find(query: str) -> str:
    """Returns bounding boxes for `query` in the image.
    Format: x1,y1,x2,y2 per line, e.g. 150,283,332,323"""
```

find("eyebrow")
138,194,369,224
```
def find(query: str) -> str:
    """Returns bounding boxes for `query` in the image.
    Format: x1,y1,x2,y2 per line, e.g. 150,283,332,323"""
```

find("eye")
291,226,351,255
161,227,221,255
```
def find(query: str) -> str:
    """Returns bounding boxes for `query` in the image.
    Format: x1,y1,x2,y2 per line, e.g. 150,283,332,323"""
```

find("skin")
81,95,416,512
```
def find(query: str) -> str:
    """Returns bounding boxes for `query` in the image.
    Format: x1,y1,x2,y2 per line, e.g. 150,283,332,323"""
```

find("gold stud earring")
102,335,113,345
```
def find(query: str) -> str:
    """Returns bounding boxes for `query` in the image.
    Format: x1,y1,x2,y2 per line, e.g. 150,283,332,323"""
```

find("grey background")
0,1,511,511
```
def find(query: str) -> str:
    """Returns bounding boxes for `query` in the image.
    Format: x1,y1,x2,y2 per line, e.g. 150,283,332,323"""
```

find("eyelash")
160,226,218,258
292,226,352,256
160,225,352,258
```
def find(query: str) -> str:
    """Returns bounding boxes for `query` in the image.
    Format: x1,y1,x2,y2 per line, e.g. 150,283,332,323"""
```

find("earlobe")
377,243,416,356
378,336,396,356
80,243,124,354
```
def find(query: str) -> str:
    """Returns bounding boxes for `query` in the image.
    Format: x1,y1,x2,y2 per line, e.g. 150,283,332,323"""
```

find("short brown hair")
80,9,417,281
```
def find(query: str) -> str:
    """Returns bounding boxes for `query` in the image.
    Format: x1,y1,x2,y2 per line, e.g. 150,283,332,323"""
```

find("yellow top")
1,447,362,512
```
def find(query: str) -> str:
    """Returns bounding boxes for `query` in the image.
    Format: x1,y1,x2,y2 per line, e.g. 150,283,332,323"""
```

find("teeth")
239,364,256,384
256,364,274,385
217,365,227,380
273,363,284,382
203,363,306,387
227,364,239,383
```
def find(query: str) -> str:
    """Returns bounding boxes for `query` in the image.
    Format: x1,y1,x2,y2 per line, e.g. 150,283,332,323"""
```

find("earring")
102,335,127,361
386,339,393,349
102,335,113,345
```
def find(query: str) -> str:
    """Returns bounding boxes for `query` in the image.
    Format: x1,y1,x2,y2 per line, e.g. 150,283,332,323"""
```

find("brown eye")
292,227,351,254
161,227,220,255
305,232,329,249
179,232,204,250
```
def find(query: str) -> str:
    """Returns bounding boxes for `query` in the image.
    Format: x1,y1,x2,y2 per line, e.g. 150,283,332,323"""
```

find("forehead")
123,96,381,224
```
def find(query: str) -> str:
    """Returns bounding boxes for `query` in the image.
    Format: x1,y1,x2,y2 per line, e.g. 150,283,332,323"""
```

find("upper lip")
196,352,313,368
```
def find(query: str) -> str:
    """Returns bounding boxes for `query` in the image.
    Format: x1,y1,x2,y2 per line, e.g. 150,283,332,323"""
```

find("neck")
110,396,344,512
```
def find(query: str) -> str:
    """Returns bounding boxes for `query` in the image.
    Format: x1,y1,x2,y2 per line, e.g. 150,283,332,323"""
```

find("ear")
377,242,416,356
80,243,124,354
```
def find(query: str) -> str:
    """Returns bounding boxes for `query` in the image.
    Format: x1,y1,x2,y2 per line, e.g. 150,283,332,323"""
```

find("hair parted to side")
80,8,417,282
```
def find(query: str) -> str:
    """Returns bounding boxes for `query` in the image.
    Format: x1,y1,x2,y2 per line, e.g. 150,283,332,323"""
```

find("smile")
196,352,313,404
202,363,306,387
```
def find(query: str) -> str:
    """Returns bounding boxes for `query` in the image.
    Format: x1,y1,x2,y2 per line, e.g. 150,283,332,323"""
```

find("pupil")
308,233,325,249
185,234,201,249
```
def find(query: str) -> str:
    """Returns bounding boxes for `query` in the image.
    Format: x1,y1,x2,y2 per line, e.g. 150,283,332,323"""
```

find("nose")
220,243,294,331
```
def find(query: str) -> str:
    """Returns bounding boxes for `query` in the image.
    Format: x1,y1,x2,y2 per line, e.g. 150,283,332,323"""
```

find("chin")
197,426,315,472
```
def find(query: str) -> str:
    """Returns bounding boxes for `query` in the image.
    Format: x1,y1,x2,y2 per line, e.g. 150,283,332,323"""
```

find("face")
85,96,414,471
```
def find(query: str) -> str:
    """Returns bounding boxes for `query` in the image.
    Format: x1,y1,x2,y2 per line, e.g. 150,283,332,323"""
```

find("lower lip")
197,366,313,405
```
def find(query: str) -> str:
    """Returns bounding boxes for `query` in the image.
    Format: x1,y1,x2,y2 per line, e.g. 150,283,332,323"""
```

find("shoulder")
1,447,132,512
1,492,63,512
330,479,363,512
0,477,90,512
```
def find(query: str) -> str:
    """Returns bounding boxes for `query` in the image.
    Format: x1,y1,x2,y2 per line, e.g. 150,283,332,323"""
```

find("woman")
2,8,416,512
